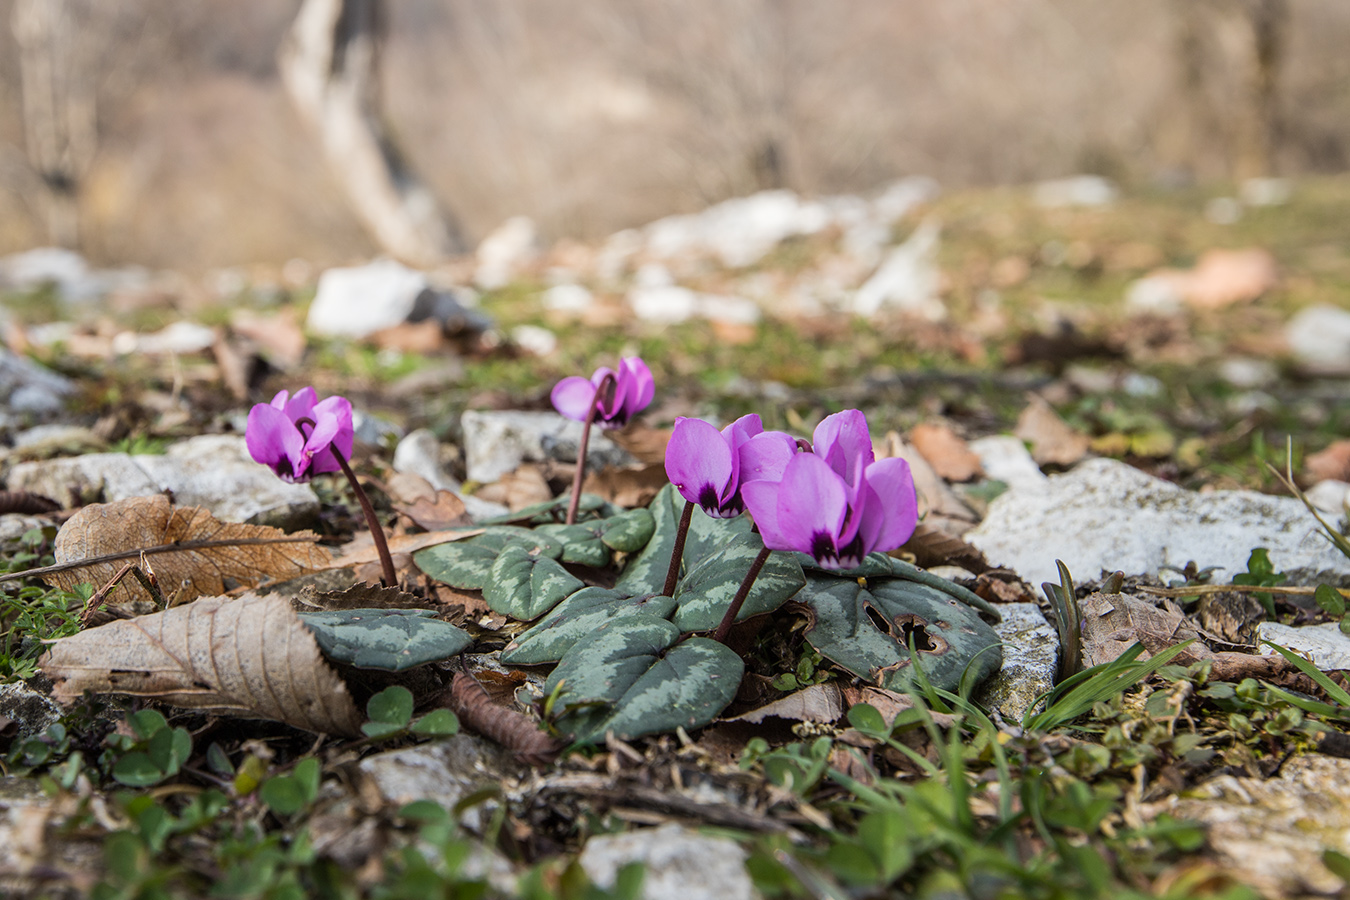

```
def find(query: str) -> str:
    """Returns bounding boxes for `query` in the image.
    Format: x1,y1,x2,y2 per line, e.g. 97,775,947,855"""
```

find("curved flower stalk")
742,410,918,571
552,357,655,525
246,387,396,587
661,415,798,599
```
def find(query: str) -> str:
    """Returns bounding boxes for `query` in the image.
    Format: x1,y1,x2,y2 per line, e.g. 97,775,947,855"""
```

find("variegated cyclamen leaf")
803,573,1003,694
545,616,743,743
478,493,617,526
414,526,563,590
298,608,473,672
483,545,585,620
536,523,613,568
616,484,751,595
500,588,677,665
600,507,656,552
671,532,805,632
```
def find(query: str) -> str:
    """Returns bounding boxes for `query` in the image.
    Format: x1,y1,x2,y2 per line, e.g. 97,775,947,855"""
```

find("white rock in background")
359,734,517,834
1219,357,1278,390
1240,177,1292,207
850,220,944,319
6,453,160,507
974,603,1059,722
475,216,538,290
629,284,700,323
112,320,217,356
967,436,1047,493
0,347,74,418
393,429,460,493
1306,480,1350,515
580,824,752,900
1033,175,1117,208
1286,305,1350,375
460,410,635,484
0,247,144,304
511,324,558,356
307,259,429,339
967,458,1350,589
643,189,831,269
541,282,594,314
696,293,761,326
872,176,941,224
1258,622,1350,670
1125,274,1186,314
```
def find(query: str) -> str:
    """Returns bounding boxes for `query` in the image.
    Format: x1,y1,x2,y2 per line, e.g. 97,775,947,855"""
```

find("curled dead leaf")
1015,395,1091,467
40,592,362,735
48,495,332,605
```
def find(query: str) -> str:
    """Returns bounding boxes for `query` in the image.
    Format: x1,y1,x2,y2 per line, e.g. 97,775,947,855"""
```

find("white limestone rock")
307,259,430,339
460,410,634,484
580,823,752,900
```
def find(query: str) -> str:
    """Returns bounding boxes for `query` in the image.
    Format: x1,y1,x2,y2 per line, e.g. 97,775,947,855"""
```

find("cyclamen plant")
246,387,397,588
552,357,655,525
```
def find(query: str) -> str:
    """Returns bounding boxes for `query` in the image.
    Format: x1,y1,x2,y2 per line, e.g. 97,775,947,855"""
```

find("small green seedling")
362,685,460,739
1232,548,1286,618
108,710,193,788
260,757,322,815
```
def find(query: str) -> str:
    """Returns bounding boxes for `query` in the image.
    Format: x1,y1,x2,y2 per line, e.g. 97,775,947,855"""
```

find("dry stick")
0,536,322,586
333,451,398,588
565,372,617,526
712,545,773,644
80,561,136,627
1139,583,1350,599
662,500,696,598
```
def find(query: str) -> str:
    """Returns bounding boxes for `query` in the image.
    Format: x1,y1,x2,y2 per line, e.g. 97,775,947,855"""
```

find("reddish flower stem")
663,499,696,598
565,372,617,526
713,545,772,644
334,451,399,588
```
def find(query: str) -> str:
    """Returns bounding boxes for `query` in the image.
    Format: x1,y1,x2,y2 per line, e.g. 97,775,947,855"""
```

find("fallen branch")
0,535,323,586
1137,584,1350,599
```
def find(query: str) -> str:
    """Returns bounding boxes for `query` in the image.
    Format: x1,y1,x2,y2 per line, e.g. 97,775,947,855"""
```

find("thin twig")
0,535,322,586
1137,583,1348,599
80,561,137,627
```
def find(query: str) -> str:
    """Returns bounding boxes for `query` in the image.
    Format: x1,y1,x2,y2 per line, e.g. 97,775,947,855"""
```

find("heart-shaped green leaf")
414,527,564,590
299,608,473,671
536,523,614,568
483,545,585,620
546,616,744,743
600,507,656,552
803,574,1002,694
616,485,752,595
478,493,617,526
501,588,677,665
671,532,804,632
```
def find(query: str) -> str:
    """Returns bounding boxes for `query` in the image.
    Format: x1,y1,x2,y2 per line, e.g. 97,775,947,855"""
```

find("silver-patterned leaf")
298,608,473,671
615,484,751,595
803,574,1002,694
500,588,677,665
483,545,585,620
671,532,804,632
413,526,563,590
545,616,743,743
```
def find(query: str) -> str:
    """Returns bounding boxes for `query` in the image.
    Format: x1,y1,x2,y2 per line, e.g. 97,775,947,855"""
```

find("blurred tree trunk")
1235,0,1287,179
279,0,459,265
11,0,97,248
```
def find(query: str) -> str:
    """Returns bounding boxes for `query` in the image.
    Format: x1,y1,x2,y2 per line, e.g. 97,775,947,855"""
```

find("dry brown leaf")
474,465,553,511
1015,395,1091,467
41,591,362,735
582,463,669,508
899,522,989,574
386,473,471,532
295,581,433,611
1079,591,1211,668
230,307,307,370
1306,440,1350,484
607,423,673,465
332,528,481,568
49,495,332,605
908,422,983,482
878,431,977,529
727,683,844,725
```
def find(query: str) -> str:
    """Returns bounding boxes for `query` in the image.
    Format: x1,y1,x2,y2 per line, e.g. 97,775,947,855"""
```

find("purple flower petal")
814,409,874,485
770,454,849,560
665,418,735,513
247,403,307,482
738,431,799,484
862,457,918,551
741,479,785,546
551,376,598,421
306,395,355,474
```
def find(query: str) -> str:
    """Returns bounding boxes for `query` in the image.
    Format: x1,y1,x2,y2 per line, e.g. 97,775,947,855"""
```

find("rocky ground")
4,174,1350,897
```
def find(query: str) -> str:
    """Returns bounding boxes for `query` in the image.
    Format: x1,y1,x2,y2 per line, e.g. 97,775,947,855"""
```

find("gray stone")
475,216,538,290
967,458,1350,589
1286,305,1350,375
579,823,752,900
6,453,161,508
1219,357,1278,390
306,259,429,339
968,436,1046,493
1240,177,1292,207
460,410,635,484
541,283,594,314
511,324,558,357
353,409,404,446
1032,175,1117,208
0,682,62,740
1258,621,1350,670
849,220,944,319
135,435,320,529
973,603,1058,723
358,734,517,832
643,189,830,270
0,348,74,418
111,320,216,356
1306,480,1350,515
394,429,461,493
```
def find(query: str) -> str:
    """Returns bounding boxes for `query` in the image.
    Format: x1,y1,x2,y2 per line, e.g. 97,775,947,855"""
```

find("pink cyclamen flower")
742,410,917,569
664,415,799,518
246,387,354,484
551,357,655,429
